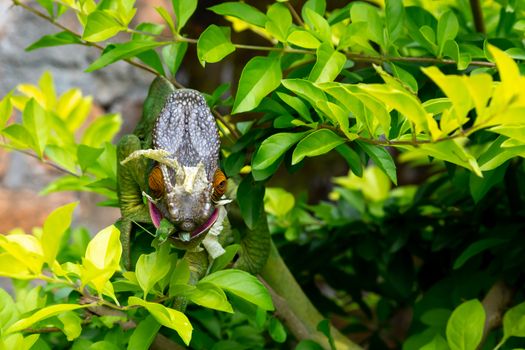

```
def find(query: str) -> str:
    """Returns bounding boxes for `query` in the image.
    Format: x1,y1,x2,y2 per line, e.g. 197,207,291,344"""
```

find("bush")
1,0,525,349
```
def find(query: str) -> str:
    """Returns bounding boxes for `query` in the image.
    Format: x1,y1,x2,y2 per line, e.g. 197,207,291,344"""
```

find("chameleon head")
148,88,223,244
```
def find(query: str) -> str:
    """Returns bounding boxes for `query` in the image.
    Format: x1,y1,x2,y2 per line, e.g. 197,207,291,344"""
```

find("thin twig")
212,108,240,140
5,147,80,177
470,0,486,34
286,2,304,27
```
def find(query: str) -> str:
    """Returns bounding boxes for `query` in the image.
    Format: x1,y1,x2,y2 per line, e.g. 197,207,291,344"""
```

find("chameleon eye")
212,169,227,202
148,166,165,198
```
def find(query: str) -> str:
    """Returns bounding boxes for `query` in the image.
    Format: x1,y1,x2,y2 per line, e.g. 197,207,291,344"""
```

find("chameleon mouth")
148,201,219,239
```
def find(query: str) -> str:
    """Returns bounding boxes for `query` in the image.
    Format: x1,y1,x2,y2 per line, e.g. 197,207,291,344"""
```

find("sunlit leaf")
41,202,78,266
446,299,485,350
128,297,192,345
208,2,267,28
232,57,282,114
292,129,344,164
86,41,167,72
172,0,197,31
83,11,125,42
197,25,235,66
6,304,91,334
200,269,274,310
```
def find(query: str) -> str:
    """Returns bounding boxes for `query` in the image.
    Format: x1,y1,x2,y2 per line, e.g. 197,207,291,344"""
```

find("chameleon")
116,76,356,350
116,76,269,277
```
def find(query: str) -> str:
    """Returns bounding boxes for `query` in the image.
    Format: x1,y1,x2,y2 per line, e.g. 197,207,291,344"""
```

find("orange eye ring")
212,169,227,202
148,165,165,198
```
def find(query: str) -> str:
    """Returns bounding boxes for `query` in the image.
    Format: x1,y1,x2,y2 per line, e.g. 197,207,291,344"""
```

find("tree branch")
478,281,514,349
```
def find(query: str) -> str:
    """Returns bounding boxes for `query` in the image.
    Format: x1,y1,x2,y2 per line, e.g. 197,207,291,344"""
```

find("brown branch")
470,0,486,35
212,108,240,140
478,281,514,349
286,2,304,27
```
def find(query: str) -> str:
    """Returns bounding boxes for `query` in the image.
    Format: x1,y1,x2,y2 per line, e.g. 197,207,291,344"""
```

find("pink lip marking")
148,201,162,228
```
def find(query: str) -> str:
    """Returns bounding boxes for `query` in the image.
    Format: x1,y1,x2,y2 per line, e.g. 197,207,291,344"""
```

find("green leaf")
81,225,122,293
281,79,327,109
128,315,161,350
23,99,49,158
265,188,295,217
265,3,292,42
276,92,312,122
317,319,336,350
502,301,525,342
356,141,397,185
296,340,324,350
269,317,287,343
182,283,233,313
287,29,321,49
252,132,308,170
358,84,428,134
155,7,176,36
453,239,507,269
172,0,197,32
0,288,19,331
208,2,267,28
232,56,282,114
437,11,458,56
469,163,508,203
131,22,165,41
335,144,362,177
446,299,485,350
83,11,125,42
309,43,346,83
292,129,344,165
237,174,265,230
197,25,236,66
136,244,172,297
41,202,78,266
86,41,166,72
385,0,404,43
58,311,82,341
0,92,13,129
421,335,450,350
302,0,326,16
303,8,331,43
1,125,33,150
81,113,122,147
6,304,91,334
169,259,190,296
209,244,240,273
162,42,188,77
26,31,82,51
200,269,274,311
77,145,104,173
128,297,192,345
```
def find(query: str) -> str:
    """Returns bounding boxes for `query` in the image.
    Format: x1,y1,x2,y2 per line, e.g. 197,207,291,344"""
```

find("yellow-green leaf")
81,225,121,292
83,11,125,42
41,202,78,266
196,25,235,66
6,304,91,334
128,297,192,345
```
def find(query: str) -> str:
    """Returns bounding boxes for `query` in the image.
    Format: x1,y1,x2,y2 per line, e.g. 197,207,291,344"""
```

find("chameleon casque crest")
150,89,221,236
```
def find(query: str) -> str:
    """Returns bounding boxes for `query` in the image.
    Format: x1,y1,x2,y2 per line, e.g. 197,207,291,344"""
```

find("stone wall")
0,0,154,233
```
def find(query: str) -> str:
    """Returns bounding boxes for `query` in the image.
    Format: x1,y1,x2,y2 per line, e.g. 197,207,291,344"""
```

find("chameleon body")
117,76,270,278
117,77,225,269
